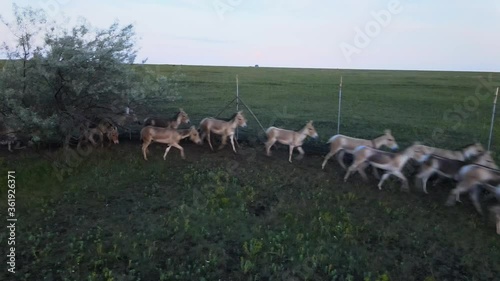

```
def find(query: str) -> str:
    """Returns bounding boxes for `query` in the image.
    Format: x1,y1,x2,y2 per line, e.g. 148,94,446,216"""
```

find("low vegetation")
2,141,500,280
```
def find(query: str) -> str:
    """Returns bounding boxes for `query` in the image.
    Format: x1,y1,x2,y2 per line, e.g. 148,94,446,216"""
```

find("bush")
0,4,183,144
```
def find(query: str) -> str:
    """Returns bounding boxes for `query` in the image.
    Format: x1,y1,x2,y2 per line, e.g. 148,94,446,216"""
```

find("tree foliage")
0,4,183,144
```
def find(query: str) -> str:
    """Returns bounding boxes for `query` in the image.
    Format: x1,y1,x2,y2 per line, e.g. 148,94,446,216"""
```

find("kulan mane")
170,111,182,120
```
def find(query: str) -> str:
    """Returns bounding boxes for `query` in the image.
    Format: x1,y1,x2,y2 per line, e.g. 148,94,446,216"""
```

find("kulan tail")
265,127,275,135
327,135,339,144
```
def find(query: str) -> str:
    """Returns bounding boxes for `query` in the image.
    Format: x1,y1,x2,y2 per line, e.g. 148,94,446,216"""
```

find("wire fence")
129,68,500,159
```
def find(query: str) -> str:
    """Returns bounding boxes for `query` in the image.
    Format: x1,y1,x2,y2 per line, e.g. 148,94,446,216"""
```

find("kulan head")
463,142,485,159
107,126,119,144
235,111,247,128
179,108,190,124
383,129,398,151
305,120,318,139
189,126,202,144
475,151,498,169
406,142,432,163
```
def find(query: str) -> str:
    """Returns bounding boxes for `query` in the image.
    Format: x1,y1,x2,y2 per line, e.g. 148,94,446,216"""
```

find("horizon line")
0,58,498,73
136,63,500,74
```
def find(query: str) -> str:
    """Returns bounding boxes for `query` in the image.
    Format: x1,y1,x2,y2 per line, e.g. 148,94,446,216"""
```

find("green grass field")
144,65,500,152
2,65,500,280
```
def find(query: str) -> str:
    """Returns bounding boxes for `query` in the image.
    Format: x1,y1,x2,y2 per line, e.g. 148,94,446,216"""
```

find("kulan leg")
446,181,472,206
469,186,484,215
106,133,113,147
344,162,361,182
233,132,240,148
199,128,206,145
416,166,435,194
321,147,340,169
288,145,295,163
87,132,97,147
13,141,25,150
357,162,370,182
206,130,214,151
265,138,276,156
97,132,104,148
372,166,380,179
391,170,409,191
344,151,367,182
321,151,335,169
377,173,392,190
496,213,500,235
163,146,172,160
171,142,185,159
491,206,500,235
142,140,151,161
296,147,305,160
218,134,227,150
336,150,347,169
229,134,237,153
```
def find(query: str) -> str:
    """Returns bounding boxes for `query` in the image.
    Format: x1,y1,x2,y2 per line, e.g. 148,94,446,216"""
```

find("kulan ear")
384,129,391,134
179,108,184,112
413,141,421,145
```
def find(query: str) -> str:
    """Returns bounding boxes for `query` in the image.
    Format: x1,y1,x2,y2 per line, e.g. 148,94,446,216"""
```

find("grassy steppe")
1,65,500,281
149,65,500,153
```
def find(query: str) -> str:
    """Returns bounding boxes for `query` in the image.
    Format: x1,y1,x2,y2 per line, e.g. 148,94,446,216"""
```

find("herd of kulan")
2,107,500,235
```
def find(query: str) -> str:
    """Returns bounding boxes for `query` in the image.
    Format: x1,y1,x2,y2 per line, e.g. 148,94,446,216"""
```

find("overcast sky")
0,0,499,71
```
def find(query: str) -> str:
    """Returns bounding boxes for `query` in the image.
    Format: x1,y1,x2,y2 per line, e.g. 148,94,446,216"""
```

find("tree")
0,4,183,145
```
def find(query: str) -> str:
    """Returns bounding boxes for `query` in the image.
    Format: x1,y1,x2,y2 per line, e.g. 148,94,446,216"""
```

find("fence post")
236,75,239,140
337,76,343,135
487,87,499,151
